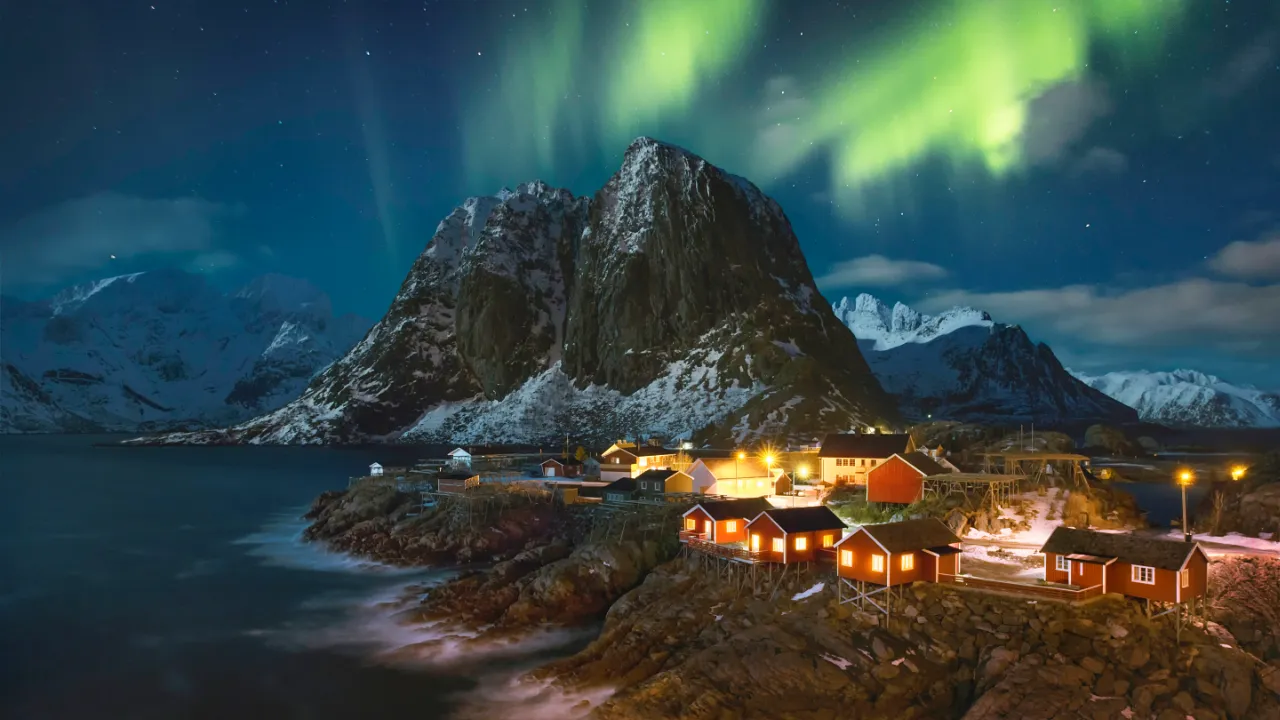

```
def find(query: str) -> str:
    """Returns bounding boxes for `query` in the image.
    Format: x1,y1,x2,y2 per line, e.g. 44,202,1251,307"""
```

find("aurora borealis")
3,0,1280,385
463,0,1186,206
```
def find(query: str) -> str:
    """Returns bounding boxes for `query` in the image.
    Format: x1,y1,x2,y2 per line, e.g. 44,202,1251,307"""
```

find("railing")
937,574,1103,602
678,530,708,543
686,536,768,563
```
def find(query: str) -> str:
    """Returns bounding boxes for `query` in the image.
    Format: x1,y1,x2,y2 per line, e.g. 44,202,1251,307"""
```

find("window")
860,458,866,467
870,459,877,467
822,534,834,548
750,534,761,552
685,518,696,530
640,481,648,490
1132,565,1155,585
795,536,808,551
1055,555,1070,572
726,520,738,533
772,538,785,553
901,553,914,571
639,457,648,467
871,555,885,572
840,549,854,567
1180,568,1190,588
704,520,712,534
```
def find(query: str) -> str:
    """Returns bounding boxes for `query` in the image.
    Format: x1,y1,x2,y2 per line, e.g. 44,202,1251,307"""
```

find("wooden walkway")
937,573,1103,602
684,536,767,564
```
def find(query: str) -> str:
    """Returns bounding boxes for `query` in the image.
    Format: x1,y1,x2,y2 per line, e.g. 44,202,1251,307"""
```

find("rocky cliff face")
834,293,1137,425
154,138,895,445
0,271,368,433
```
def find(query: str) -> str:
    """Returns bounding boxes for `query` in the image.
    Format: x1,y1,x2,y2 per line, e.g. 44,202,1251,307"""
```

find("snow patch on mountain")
1,269,369,433
833,293,993,351
1071,369,1280,428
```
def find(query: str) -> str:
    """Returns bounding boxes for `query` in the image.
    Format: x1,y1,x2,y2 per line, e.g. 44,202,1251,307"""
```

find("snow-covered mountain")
0,270,369,433
833,294,1137,424
1071,369,1280,428
141,137,898,446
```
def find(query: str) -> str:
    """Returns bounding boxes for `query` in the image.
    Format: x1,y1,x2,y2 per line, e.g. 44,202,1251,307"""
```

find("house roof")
695,457,772,479
1040,527,1203,571
634,446,678,457
755,506,847,533
602,477,638,493
541,456,580,466
853,518,961,553
696,497,774,521
635,468,684,483
888,452,949,478
817,433,912,458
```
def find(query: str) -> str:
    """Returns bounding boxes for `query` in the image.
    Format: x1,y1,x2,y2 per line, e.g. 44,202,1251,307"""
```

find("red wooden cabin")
680,497,773,544
835,518,962,586
541,456,583,478
1040,527,1208,604
866,452,949,504
744,506,846,563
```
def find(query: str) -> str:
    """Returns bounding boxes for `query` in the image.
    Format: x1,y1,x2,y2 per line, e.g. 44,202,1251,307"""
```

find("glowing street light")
798,465,809,480
1231,465,1247,481
1177,469,1194,542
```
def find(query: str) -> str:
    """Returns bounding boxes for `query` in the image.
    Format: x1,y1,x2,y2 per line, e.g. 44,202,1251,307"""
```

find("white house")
817,433,915,485
369,462,384,477
447,448,472,469
686,457,781,498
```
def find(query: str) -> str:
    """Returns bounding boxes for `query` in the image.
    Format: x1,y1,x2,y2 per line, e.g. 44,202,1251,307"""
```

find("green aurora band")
462,0,1188,201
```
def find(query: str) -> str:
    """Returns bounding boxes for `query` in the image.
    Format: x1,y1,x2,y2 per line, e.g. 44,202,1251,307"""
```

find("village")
354,429,1248,627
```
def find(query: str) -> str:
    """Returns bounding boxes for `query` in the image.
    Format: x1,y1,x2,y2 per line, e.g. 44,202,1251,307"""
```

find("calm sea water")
0,435,579,720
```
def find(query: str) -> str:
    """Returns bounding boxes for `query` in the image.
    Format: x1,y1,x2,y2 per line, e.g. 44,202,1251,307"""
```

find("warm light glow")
726,520,737,532
639,457,648,467
737,451,746,460
1231,465,1247,481
841,549,854,567
685,517,696,530
771,537,784,553
822,534,834,548
798,465,809,479
1177,469,1194,486
795,536,808,551
764,454,775,467
901,553,914,571
871,555,885,572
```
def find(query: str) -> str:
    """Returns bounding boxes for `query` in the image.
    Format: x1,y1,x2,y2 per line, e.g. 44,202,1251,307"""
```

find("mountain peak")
834,293,993,351
1072,368,1279,428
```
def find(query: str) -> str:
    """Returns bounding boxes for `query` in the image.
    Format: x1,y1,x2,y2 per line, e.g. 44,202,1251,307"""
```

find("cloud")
1209,234,1280,280
816,254,949,289
0,193,238,287
1215,32,1277,98
184,251,241,275
1022,81,1113,166
1070,146,1128,176
921,279,1280,350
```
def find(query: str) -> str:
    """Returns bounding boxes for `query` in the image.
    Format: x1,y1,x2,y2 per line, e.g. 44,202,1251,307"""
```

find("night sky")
2,0,1279,386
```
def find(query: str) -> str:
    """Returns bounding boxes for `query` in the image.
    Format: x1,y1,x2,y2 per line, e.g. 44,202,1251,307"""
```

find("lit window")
840,549,854,567
639,457,648,467
1180,568,1190,588
704,520,712,534
822,534,834,548
871,555,885,572
795,536,808,551
901,554,914,571
772,538,784,553
1055,555,1070,572
726,520,737,533
685,518,696,530
1132,565,1155,584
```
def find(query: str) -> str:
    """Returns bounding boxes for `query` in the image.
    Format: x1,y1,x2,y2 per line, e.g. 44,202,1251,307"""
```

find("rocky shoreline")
300,481,1280,719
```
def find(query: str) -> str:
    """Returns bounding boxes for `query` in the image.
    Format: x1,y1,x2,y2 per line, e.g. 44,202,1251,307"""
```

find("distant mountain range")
833,293,1138,425
1070,369,1280,428
1,270,369,433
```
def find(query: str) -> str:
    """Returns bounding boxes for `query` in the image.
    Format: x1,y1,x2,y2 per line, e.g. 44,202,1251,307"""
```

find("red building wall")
716,517,749,544
746,516,786,562
683,507,714,538
866,455,925,504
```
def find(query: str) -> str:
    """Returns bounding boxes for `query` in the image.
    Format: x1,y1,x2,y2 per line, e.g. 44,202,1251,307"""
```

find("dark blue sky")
2,0,1279,386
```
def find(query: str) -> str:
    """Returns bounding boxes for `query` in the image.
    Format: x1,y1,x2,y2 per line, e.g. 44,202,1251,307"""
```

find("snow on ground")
1164,530,1280,553
964,491,1060,546
791,582,825,601
961,545,1044,581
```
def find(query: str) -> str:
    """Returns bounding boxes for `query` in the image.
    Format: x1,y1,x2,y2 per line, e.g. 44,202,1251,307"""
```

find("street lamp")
1177,469,1194,542
1231,465,1247,482
764,453,775,476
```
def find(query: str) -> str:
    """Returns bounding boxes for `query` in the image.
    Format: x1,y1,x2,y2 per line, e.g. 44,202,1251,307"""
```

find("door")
750,534,761,552
545,467,556,477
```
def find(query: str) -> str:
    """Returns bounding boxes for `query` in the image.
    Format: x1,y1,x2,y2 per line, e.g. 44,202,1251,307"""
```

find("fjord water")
0,435,469,719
